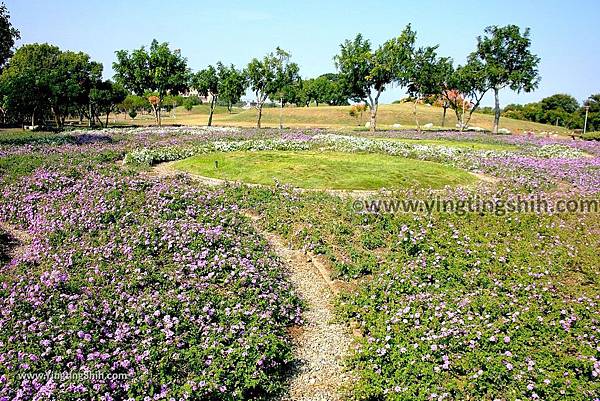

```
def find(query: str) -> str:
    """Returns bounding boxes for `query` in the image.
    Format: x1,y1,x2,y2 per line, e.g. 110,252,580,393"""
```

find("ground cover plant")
0,128,302,400
0,126,599,400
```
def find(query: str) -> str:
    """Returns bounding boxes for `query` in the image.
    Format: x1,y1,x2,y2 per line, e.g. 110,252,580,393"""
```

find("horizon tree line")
2,2,596,132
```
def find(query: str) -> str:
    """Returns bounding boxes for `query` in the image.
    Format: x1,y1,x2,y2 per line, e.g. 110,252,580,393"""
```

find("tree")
89,81,127,127
114,40,189,126
582,94,600,132
443,56,490,131
335,26,416,132
540,94,579,114
267,48,300,128
0,43,102,128
472,25,540,133
49,50,103,127
120,94,150,119
192,65,219,126
349,103,367,126
0,43,55,126
217,63,246,112
406,46,452,132
304,74,348,107
246,47,299,128
0,2,20,69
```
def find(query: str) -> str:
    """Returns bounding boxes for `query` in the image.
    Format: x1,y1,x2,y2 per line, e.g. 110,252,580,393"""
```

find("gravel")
253,220,353,401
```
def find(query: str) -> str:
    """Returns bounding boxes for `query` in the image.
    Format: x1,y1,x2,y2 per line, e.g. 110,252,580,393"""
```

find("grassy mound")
172,151,477,190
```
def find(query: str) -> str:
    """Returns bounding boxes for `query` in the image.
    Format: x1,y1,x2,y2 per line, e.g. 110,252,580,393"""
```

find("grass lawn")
373,137,518,151
172,150,477,190
113,103,570,135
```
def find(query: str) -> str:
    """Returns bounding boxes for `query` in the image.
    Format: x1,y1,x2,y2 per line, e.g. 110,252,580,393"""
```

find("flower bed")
0,166,301,400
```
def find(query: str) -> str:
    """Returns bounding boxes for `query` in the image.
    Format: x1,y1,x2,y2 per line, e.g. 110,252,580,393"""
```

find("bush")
581,131,600,141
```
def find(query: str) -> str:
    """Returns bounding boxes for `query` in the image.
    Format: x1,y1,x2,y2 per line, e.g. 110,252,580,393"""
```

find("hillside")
116,102,570,134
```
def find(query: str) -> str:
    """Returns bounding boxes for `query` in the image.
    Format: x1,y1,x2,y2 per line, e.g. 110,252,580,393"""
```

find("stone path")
247,214,352,401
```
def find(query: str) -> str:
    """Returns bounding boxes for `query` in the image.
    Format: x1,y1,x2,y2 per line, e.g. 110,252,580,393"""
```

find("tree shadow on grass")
0,227,19,266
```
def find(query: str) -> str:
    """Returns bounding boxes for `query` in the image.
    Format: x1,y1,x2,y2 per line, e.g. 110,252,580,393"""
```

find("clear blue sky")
5,0,600,106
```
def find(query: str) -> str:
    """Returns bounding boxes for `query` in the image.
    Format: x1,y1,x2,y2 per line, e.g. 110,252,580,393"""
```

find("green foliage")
501,94,583,129
581,131,600,141
471,25,541,132
474,25,541,93
246,47,300,127
0,2,20,68
583,94,600,132
120,94,150,114
0,43,103,127
113,39,189,125
89,80,127,127
216,63,247,111
303,73,348,106
335,26,416,130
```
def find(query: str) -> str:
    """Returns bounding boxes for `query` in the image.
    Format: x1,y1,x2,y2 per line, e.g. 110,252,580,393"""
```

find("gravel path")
147,162,355,399
248,214,353,401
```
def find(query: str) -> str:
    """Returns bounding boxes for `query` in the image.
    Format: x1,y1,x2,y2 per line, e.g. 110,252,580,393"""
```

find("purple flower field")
0,127,599,400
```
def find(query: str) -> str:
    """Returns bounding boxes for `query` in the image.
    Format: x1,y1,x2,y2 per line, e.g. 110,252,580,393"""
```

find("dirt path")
148,162,355,400
247,214,353,401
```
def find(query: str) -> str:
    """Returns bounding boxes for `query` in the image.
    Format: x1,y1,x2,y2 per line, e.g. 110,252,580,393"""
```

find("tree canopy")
113,39,189,125
0,43,104,127
335,25,416,131
0,2,20,69
472,25,541,133
246,47,299,128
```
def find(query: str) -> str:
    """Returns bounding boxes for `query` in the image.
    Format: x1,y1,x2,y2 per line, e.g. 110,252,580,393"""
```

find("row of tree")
489,93,600,131
0,2,542,132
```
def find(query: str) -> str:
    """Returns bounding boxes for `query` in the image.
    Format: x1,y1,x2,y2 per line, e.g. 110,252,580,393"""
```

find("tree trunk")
492,87,500,134
442,106,447,127
31,110,35,127
105,112,110,128
279,97,284,129
256,104,263,128
208,97,216,126
53,110,60,128
158,105,162,126
414,99,421,133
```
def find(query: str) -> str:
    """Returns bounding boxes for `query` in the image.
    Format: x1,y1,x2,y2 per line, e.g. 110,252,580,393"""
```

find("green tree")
0,43,56,126
472,25,541,133
49,50,103,127
335,26,416,132
217,63,247,112
540,94,579,114
192,65,219,126
89,81,127,127
120,94,150,117
443,56,490,131
113,40,189,126
0,2,20,69
406,46,452,132
582,94,600,132
0,43,102,127
304,74,348,107
246,47,299,128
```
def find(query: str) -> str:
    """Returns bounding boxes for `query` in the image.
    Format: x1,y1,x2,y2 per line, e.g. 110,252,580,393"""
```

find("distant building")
182,88,213,103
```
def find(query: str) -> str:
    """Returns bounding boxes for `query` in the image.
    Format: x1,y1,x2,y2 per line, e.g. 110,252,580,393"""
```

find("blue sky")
5,0,600,106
